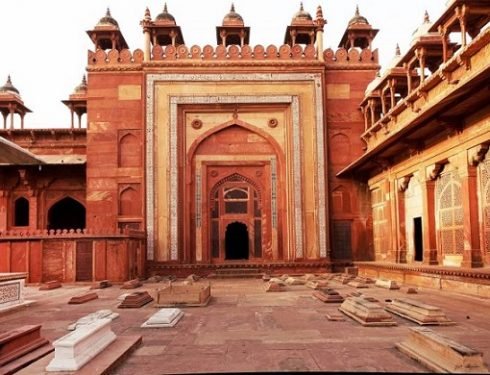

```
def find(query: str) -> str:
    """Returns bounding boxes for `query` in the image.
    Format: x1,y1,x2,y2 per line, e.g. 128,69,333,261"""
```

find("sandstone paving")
1,278,490,373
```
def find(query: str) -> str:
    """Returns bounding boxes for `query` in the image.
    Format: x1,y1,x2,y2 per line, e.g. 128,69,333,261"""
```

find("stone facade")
0,1,488,282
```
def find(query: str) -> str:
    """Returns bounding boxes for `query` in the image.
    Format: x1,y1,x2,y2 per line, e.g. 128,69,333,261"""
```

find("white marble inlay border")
146,73,327,261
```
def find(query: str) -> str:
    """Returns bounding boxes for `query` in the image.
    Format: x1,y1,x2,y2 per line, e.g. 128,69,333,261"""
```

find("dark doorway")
14,197,29,226
413,217,423,261
225,222,249,260
48,197,86,230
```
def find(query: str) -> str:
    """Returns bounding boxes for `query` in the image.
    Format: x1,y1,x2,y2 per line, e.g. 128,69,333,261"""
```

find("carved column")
396,176,411,263
421,164,444,265
0,190,9,231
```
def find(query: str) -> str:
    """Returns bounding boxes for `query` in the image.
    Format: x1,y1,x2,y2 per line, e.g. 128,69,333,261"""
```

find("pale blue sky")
0,0,446,128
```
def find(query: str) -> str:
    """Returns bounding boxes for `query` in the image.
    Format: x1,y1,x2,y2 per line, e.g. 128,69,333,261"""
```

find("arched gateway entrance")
225,222,249,260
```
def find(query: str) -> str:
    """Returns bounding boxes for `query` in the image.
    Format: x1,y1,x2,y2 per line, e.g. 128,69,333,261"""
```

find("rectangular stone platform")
338,297,397,326
118,291,153,308
90,280,112,289
46,318,116,372
120,279,142,289
396,327,489,373
312,288,344,303
39,281,61,291
385,298,455,325
68,292,99,304
374,278,400,290
0,325,53,375
0,272,32,313
67,309,119,331
141,308,184,328
155,282,211,307
306,280,329,289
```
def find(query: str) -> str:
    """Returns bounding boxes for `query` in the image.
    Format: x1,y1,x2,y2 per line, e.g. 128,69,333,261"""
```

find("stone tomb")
265,281,287,292
385,298,454,325
90,280,112,289
155,282,211,307
121,279,143,289
347,277,370,288
333,274,355,285
0,272,32,313
39,280,61,290
375,278,400,290
0,325,53,375
67,310,120,331
312,288,344,303
141,308,184,328
396,327,489,373
338,297,397,326
68,292,99,304
305,280,329,290
46,318,116,372
118,291,153,308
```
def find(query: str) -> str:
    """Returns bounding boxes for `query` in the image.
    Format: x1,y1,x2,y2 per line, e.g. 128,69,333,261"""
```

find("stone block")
118,291,153,308
406,287,418,294
39,281,61,291
285,277,305,285
90,280,112,289
141,308,184,328
46,318,116,372
0,325,53,374
68,292,99,305
155,282,211,307
67,309,119,331
326,312,345,321
375,278,400,290
347,278,369,288
312,288,344,303
396,327,489,373
306,280,329,289
385,298,454,325
120,279,142,289
338,297,397,326
265,282,286,292
344,267,358,276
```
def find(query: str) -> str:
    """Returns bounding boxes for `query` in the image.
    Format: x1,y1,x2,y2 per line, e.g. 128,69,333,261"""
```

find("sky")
0,0,447,128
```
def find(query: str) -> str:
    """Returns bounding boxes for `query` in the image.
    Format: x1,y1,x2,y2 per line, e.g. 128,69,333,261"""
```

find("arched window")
119,187,139,216
48,197,86,230
14,197,29,226
119,133,141,167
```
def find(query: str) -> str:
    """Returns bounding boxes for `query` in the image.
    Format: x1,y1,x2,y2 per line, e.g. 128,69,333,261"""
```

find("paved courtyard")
4,277,490,373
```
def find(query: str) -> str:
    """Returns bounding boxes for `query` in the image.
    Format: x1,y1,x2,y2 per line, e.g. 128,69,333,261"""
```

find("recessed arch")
119,187,139,216
47,196,86,230
14,197,29,227
119,132,141,167
225,221,249,260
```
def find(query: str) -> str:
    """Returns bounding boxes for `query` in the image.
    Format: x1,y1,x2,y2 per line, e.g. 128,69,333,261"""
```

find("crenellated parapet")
87,44,379,67
0,227,145,239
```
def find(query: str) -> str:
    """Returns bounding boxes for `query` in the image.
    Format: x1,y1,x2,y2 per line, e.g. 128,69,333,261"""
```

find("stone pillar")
421,164,443,265
0,190,8,231
388,178,398,262
316,29,324,61
144,29,151,62
397,176,411,263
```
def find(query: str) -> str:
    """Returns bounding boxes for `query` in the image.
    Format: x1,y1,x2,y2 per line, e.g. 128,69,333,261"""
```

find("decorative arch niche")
14,197,29,227
47,196,86,230
118,132,142,167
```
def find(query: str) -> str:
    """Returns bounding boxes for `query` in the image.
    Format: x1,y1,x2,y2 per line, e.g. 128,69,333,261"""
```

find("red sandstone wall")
86,72,144,233
325,69,377,262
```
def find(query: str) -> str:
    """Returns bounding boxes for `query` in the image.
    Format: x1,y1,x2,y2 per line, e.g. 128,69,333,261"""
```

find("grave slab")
90,280,112,289
312,288,344,303
155,282,211,307
67,309,120,331
141,308,184,328
375,278,400,290
118,291,153,308
46,318,116,372
39,281,61,291
338,297,397,326
396,327,489,373
385,298,455,325
68,292,99,305
120,279,143,289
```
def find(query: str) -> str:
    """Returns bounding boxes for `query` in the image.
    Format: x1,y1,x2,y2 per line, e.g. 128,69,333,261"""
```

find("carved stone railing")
0,228,145,239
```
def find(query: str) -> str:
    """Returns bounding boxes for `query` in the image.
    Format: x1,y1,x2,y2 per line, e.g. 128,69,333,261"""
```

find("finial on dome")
316,5,323,19
231,3,235,12
424,10,430,23
144,7,151,20
355,5,360,17
300,2,304,11
106,7,111,17
7,75,12,85
164,3,168,13
395,43,400,56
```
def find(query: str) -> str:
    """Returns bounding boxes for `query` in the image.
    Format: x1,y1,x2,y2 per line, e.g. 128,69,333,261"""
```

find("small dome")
223,4,244,25
97,8,119,27
0,75,19,95
348,5,369,26
292,2,313,23
155,3,176,24
411,11,433,43
74,75,87,94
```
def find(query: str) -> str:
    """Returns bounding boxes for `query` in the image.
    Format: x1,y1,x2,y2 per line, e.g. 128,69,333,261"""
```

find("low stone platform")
305,280,329,289
141,308,184,328
155,282,211,307
118,292,153,308
339,297,397,326
90,280,112,289
39,281,61,291
396,327,489,373
0,325,53,375
68,292,99,305
121,279,143,289
375,278,400,290
312,288,344,303
67,310,120,331
385,298,455,325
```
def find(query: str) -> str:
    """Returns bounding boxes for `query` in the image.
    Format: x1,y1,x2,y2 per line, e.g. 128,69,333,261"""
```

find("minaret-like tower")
284,2,317,46
0,75,31,129
216,4,250,46
86,8,129,50
141,4,185,49
62,75,88,129
338,5,378,49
